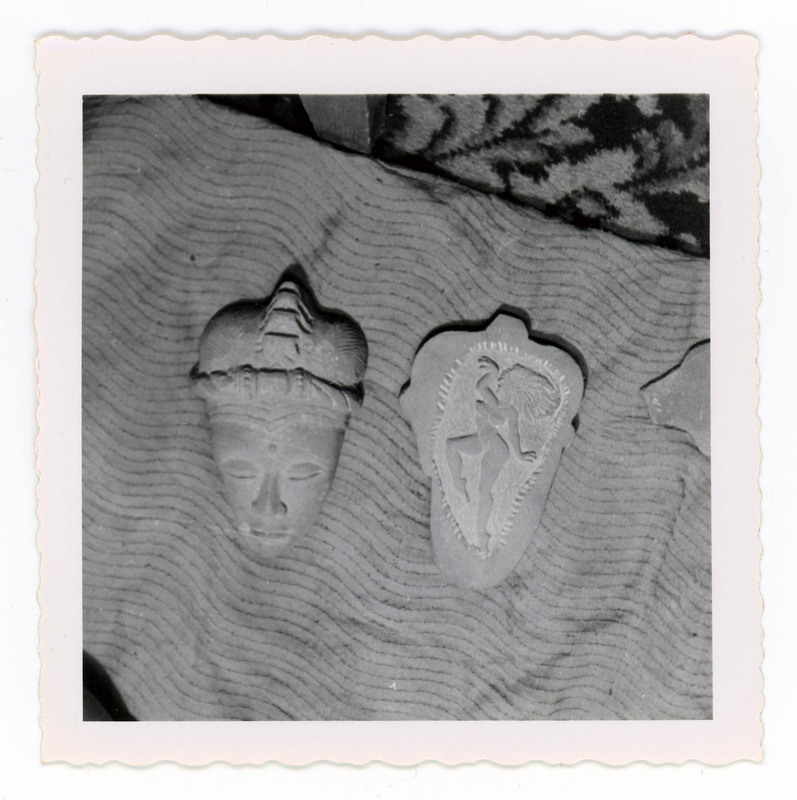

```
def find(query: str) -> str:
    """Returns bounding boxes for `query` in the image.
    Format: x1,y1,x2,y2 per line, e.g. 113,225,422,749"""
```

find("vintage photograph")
81,92,712,722
34,34,761,766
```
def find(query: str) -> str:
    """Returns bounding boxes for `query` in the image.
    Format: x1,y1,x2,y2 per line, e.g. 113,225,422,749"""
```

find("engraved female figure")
401,314,583,588
445,356,560,551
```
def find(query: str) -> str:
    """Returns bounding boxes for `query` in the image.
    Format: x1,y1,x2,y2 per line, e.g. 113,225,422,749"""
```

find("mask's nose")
252,472,287,516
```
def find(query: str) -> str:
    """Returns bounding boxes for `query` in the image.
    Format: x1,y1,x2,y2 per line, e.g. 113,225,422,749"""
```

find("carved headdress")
191,275,368,427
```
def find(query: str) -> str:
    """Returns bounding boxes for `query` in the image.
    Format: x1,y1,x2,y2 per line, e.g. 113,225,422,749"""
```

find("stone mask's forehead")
211,414,345,458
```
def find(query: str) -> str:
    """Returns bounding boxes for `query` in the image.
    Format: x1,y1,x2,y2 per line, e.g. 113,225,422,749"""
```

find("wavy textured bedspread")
82,95,711,720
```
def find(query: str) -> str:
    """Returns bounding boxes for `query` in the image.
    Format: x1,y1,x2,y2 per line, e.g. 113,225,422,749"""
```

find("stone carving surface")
641,341,710,458
191,273,368,552
401,315,583,588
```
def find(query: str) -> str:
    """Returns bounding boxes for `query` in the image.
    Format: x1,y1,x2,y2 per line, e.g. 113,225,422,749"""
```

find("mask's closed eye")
223,459,259,480
287,462,324,481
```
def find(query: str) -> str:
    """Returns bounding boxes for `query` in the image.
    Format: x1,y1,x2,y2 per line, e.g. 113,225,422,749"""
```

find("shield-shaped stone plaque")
401,314,584,588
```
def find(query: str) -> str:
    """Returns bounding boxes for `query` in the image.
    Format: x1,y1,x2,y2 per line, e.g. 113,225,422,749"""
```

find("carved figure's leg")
493,405,537,462
445,433,482,501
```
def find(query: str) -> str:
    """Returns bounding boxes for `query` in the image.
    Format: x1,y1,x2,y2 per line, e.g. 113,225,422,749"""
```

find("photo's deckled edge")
34,32,762,766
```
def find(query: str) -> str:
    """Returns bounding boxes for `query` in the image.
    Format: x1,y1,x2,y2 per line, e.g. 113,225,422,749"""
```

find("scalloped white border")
35,33,761,766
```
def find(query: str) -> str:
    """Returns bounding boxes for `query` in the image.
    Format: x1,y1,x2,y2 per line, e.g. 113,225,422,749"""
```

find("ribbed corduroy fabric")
83,96,711,720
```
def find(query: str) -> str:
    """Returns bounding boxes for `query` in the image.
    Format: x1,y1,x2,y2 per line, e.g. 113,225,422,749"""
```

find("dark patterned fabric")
374,94,709,256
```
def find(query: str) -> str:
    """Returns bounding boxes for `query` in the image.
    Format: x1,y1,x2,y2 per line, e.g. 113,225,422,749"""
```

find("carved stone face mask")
401,314,583,589
210,414,345,550
191,273,368,552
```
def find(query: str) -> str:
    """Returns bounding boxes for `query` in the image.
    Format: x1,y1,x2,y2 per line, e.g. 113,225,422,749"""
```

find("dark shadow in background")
83,651,137,722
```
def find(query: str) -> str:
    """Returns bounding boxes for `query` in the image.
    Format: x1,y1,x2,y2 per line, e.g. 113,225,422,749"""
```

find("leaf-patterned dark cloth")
373,94,709,257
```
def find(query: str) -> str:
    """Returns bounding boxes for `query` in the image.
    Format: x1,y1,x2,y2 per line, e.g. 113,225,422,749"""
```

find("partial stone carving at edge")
191,271,368,554
401,314,584,589
641,341,710,458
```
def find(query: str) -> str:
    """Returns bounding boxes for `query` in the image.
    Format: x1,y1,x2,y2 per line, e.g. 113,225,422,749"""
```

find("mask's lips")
239,522,293,542
251,530,292,542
